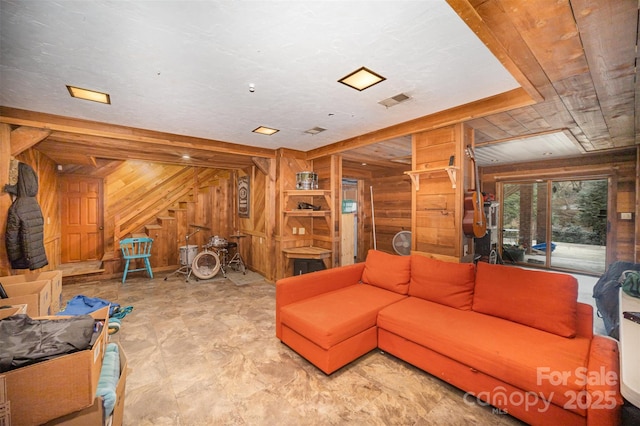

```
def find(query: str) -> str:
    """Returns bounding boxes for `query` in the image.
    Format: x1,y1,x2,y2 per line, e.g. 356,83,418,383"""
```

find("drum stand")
164,225,207,282
227,234,246,274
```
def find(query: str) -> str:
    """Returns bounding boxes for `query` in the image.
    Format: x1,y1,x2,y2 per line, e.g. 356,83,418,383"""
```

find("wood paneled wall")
411,124,471,260
274,154,314,279
369,173,412,254
1,156,236,275
104,161,232,259
237,162,276,281
1,149,61,275
341,161,373,262
311,155,339,265
0,125,11,275
340,160,412,260
2,144,636,281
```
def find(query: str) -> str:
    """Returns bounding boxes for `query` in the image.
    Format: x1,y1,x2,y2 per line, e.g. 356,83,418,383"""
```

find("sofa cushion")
409,255,475,310
377,297,591,415
361,249,411,294
472,263,578,337
280,284,406,350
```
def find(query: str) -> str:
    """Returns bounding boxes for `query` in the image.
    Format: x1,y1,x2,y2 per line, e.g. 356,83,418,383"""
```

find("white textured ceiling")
0,0,520,151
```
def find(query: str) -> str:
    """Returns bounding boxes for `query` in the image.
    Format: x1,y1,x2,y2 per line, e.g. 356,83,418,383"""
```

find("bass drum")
191,250,221,280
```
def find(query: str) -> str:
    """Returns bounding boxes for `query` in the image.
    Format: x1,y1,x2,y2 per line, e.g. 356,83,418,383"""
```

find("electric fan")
392,231,412,256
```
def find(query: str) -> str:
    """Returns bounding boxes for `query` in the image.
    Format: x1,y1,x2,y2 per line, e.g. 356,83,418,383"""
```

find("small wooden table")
282,246,332,275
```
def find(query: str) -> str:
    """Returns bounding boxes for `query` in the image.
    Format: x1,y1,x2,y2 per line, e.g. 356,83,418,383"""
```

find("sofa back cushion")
408,255,476,310
472,262,578,337
361,250,411,294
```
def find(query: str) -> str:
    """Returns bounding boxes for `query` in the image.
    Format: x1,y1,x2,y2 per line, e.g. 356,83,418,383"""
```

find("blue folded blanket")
57,295,120,316
97,343,120,417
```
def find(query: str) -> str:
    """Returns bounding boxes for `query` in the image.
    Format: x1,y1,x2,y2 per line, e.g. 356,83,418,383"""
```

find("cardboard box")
44,343,128,426
0,304,28,319
0,376,7,426
0,270,63,313
0,401,9,426
2,280,51,316
4,307,109,426
0,375,6,404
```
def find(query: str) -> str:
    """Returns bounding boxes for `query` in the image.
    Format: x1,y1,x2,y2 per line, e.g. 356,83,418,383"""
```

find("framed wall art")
238,175,250,217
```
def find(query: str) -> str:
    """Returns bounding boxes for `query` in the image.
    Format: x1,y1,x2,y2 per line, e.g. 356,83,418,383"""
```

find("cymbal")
189,224,211,230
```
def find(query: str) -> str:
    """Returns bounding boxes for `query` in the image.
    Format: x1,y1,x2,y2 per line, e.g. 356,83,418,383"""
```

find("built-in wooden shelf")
404,166,458,191
284,189,332,204
283,189,332,228
282,246,332,259
284,209,331,217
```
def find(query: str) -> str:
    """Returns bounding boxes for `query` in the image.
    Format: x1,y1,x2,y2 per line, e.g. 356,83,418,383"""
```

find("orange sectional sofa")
275,250,622,425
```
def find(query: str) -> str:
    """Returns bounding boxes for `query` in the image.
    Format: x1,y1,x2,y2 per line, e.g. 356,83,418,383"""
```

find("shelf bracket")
407,172,420,191
446,166,457,189
404,166,457,191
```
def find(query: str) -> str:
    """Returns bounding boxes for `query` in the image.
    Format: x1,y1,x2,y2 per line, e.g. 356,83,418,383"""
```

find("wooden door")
341,178,358,265
340,213,355,265
60,176,104,263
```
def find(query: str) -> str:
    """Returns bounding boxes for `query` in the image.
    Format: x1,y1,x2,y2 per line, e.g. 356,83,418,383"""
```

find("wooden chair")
119,237,154,283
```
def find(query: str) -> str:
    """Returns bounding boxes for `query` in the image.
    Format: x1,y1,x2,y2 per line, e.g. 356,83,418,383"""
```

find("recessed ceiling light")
542,152,553,156
253,126,279,136
338,67,386,91
66,85,111,104
304,127,326,135
181,154,191,160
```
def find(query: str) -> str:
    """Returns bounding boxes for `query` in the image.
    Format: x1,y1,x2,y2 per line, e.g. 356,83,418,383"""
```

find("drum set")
165,224,246,282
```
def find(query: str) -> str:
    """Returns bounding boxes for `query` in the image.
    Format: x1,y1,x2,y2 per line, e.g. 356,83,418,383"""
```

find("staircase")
97,200,200,281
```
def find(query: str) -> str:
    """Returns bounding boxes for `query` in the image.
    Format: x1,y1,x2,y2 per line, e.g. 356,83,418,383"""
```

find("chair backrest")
120,237,153,258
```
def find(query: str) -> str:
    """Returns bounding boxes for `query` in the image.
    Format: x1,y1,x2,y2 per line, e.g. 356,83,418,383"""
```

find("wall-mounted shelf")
284,189,332,203
404,166,458,191
282,189,332,229
284,210,331,217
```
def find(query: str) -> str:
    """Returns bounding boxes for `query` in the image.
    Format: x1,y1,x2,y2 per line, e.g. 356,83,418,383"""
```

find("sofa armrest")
275,262,365,339
586,335,622,426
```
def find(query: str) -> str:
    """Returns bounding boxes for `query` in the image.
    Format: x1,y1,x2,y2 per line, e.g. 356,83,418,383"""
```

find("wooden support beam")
0,106,276,158
252,157,271,177
10,126,51,156
446,0,542,102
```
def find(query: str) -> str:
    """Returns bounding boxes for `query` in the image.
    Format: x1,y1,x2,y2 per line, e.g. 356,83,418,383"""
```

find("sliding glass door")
500,178,607,275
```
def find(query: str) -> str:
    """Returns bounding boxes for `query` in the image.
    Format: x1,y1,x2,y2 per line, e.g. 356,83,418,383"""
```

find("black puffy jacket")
5,162,48,270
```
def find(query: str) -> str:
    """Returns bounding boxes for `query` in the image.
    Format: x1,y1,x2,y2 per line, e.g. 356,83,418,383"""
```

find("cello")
462,145,487,238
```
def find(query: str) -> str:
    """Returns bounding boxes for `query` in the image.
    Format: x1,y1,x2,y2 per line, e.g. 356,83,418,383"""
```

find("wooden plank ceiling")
2,0,637,170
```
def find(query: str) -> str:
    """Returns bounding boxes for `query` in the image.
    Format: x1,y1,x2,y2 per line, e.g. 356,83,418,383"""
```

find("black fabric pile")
0,314,97,372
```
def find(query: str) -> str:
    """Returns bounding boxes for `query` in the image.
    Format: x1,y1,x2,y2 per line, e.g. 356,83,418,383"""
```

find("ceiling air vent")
378,93,411,108
304,127,326,135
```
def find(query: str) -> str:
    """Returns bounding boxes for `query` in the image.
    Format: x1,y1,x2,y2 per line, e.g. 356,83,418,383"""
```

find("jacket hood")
4,162,39,197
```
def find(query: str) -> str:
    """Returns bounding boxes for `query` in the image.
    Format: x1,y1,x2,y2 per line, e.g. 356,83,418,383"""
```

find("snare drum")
296,171,318,190
179,245,198,265
209,235,228,248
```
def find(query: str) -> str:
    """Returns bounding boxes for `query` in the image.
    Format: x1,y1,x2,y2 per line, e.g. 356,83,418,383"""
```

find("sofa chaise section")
276,251,410,374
